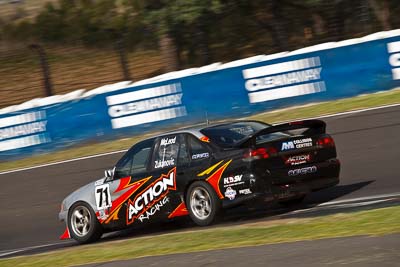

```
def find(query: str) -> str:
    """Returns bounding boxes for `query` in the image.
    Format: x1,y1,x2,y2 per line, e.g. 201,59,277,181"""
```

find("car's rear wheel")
68,202,103,244
186,181,222,226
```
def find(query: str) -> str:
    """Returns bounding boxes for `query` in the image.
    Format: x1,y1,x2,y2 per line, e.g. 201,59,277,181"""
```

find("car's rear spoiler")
238,119,326,147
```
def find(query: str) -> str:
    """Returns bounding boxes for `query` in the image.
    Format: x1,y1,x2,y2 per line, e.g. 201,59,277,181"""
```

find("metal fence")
0,0,399,108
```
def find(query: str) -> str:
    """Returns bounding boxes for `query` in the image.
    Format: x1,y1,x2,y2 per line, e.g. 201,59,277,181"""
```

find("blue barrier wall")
1,30,400,160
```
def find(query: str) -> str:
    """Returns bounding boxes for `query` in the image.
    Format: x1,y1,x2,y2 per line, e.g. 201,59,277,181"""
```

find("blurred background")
0,0,399,109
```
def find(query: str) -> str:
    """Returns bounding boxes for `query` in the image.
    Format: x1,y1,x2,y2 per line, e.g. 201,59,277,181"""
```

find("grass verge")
1,88,400,172
1,206,400,267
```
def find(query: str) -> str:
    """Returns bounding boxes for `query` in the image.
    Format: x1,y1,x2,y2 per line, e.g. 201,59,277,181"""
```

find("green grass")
248,88,400,123
1,206,400,267
1,88,400,172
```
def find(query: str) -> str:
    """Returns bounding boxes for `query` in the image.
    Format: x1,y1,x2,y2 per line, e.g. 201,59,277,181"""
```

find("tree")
126,0,223,70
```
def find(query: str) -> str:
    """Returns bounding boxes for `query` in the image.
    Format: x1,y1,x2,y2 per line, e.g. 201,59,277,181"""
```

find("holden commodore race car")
59,119,340,243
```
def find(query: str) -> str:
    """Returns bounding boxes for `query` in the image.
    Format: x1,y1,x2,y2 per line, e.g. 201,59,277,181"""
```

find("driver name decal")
154,158,175,168
127,168,177,225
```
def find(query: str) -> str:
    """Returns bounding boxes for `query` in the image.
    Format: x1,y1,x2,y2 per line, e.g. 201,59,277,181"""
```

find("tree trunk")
369,0,391,31
252,0,289,52
159,32,179,72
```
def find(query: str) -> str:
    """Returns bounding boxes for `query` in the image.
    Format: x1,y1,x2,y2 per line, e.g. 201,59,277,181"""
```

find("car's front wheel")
186,181,222,226
68,202,103,244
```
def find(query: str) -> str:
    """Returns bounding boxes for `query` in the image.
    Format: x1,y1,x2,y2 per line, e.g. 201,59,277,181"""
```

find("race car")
59,119,340,243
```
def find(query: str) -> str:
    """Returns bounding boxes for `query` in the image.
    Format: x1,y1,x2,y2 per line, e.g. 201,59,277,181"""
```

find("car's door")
146,134,188,220
172,134,214,196
95,138,156,228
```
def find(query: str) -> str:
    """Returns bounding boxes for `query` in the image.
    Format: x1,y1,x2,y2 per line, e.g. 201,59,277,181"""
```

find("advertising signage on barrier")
242,56,326,104
105,83,187,129
0,111,50,152
387,41,400,80
1,30,400,159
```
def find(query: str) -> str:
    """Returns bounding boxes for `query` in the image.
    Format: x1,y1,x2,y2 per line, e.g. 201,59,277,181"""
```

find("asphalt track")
82,234,400,267
0,104,399,254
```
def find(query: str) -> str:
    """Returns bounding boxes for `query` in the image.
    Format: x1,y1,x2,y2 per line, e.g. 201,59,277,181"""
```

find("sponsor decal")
239,188,252,195
281,138,312,151
224,187,237,200
94,178,105,186
96,209,110,221
223,175,244,188
106,83,187,129
242,57,326,103
285,154,311,166
137,196,169,222
192,152,209,160
387,41,400,80
127,168,177,225
95,184,112,210
0,111,50,152
288,166,317,176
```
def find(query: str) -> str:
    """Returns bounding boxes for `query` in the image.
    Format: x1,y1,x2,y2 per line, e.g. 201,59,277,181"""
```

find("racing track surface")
0,104,400,253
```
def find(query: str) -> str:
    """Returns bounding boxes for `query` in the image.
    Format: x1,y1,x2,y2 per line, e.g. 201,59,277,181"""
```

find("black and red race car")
59,119,340,243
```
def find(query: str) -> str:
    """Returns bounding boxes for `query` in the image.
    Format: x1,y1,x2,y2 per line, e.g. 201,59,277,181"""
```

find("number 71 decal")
95,184,112,210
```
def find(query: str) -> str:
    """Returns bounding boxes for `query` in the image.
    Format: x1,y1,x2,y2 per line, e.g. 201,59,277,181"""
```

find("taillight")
317,136,335,147
244,147,277,160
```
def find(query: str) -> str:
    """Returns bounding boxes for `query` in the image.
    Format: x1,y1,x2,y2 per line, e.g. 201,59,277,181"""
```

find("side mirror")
104,167,115,180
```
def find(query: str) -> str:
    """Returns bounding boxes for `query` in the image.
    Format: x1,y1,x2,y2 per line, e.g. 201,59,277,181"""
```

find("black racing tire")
186,181,222,226
68,201,103,244
279,195,306,206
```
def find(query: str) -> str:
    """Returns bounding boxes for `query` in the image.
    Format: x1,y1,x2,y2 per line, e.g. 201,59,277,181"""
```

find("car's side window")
131,146,152,173
114,152,134,179
188,135,210,162
178,135,190,166
114,139,154,179
153,135,180,169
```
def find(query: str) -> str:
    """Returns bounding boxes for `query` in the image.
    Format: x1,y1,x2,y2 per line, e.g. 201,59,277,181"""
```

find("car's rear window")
201,121,291,147
200,122,268,147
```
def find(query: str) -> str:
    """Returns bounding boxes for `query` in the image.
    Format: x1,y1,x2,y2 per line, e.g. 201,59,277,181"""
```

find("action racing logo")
285,154,311,166
127,168,177,225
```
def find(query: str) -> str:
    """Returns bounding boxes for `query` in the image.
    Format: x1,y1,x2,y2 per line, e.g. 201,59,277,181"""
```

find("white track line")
316,192,400,206
1,102,400,175
0,249,24,257
0,149,127,175
0,241,71,258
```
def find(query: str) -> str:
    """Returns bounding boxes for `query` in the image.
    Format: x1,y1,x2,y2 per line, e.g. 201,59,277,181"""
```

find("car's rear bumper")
269,158,340,199
222,158,340,208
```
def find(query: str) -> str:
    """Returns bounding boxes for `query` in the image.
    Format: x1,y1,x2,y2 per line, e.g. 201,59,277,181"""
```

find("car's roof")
150,120,266,139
